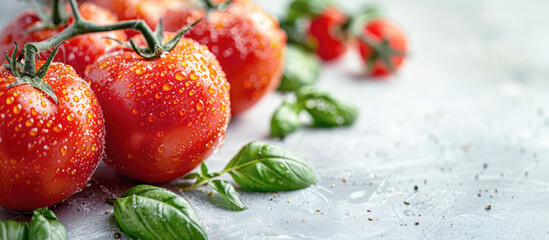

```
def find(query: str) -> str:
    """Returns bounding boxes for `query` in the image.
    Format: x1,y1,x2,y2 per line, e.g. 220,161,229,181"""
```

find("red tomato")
358,18,407,77
0,62,105,211
86,35,231,183
308,7,349,61
161,0,287,114
92,0,187,28
0,3,124,77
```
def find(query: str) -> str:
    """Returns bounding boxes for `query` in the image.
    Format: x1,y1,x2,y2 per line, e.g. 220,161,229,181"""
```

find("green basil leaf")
182,172,201,180
223,142,318,192
0,220,28,240
297,87,358,127
200,162,209,177
28,207,67,240
271,100,302,138
208,180,246,211
114,185,208,240
278,45,321,92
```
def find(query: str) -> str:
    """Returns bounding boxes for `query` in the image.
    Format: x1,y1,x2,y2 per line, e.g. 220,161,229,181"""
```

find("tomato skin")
358,18,407,77
0,3,123,77
308,7,349,61
0,62,105,211
161,0,286,114
86,36,231,183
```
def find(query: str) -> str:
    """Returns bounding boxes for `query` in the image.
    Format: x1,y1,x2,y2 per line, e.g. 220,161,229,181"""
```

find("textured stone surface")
2,0,549,239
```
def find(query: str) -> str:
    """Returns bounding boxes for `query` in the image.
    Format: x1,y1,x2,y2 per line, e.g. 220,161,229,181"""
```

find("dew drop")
136,67,146,75
29,128,38,136
157,145,165,153
190,73,199,81
125,92,133,99
13,104,21,114
91,144,98,151
196,100,204,111
175,72,185,81
73,96,79,102
67,113,75,121
163,83,173,91
60,145,67,155
6,96,14,105
25,119,34,127
53,124,62,132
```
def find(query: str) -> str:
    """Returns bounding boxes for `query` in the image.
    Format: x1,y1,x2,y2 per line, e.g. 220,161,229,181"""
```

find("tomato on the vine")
86,35,231,183
92,0,186,29
307,7,349,61
0,62,105,211
0,3,124,77
358,18,407,77
161,0,286,114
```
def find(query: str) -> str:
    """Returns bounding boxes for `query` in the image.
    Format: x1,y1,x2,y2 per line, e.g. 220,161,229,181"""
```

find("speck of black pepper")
114,233,121,239
483,163,488,169
404,200,410,205
477,193,481,197
415,222,419,225
414,185,418,191
485,205,491,210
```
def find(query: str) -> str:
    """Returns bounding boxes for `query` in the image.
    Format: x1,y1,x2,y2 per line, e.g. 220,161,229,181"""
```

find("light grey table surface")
2,0,549,239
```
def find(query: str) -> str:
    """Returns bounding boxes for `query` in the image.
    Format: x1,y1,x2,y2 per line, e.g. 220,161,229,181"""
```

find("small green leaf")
183,172,201,180
297,87,358,128
223,142,318,192
28,207,67,240
271,100,302,138
278,44,321,92
0,220,28,240
114,185,208,240
208,180,246,211
200,162,209,177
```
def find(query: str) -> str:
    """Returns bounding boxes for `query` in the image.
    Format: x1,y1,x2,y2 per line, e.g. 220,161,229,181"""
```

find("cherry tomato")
308,7,349,61
0,3,124,77
86,35,231,183
0,62,105,211
358,18,407,77
92,0,186,29
161,0,287,114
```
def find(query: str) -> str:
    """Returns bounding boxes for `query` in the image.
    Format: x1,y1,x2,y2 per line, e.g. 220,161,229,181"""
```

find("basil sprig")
278,45,321,92
182,142,318,210
0,220,28,240
0,207,66,240
113,185,207,240
270,87,358,137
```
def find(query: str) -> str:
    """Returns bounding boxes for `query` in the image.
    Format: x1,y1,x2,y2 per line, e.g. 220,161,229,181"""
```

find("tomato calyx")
357,33,404,74
109,18,201,59
4,41,65,104
201,0,234,11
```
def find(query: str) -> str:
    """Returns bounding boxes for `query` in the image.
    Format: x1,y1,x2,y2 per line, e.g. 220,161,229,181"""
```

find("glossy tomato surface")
308,7,349,61
162,0,286,114
358,18,407,76
92,0,187,29
0,3,123,77
86,36,231,183
0,62,105,211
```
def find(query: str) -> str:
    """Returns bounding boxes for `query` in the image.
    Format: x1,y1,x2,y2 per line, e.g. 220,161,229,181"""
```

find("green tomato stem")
51,0,66,25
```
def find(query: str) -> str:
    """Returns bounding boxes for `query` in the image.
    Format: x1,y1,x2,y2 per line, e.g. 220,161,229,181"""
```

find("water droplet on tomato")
196,100,204,111
13,104,21,114
60,146,67,155
67,113,75,121
163,83,173,91
6,96,14,105
125,92,133,99
175,72,186,81
53,124,62,132
29,128,38,136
